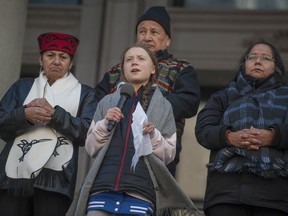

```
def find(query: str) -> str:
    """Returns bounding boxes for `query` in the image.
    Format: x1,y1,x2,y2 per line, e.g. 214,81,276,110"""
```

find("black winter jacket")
195,72,288,214
0,78,97,199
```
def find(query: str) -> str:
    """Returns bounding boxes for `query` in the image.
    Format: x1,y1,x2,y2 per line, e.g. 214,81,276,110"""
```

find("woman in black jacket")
195,41,288,216
0,32,97,216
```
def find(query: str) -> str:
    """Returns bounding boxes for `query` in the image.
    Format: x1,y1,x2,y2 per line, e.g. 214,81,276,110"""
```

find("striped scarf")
209,72,288,178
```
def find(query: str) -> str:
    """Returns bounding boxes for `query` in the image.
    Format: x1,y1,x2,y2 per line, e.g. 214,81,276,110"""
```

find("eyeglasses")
246,54,275,63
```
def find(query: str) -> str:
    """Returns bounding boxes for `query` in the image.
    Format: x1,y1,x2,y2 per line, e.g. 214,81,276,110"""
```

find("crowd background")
1,0,288,208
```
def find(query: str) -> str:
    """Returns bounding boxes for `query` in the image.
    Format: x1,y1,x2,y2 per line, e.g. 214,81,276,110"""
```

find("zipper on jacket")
114,93,138,191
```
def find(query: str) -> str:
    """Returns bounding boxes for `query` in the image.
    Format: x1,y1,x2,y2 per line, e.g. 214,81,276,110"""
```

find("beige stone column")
0,0,28,98
0,0,27,149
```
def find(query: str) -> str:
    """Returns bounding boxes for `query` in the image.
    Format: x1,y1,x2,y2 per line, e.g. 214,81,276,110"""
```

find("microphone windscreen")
120,83,134,98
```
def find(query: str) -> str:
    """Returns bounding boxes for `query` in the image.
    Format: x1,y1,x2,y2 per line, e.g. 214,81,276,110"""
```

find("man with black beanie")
95,6,201,178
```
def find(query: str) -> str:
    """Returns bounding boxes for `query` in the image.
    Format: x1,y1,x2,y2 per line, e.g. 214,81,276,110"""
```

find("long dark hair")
120,44,159,111
238,41,287,82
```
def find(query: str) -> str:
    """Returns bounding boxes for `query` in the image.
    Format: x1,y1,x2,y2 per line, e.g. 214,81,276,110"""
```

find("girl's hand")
143,122,155,136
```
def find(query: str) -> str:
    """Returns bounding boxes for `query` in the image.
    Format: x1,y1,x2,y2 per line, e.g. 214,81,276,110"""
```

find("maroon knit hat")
37,32,79,56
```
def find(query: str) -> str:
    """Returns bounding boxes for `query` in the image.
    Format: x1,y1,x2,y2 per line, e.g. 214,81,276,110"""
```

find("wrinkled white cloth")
131,102,152,171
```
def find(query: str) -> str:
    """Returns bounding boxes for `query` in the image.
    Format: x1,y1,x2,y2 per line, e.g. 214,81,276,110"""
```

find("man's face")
136,20,171,54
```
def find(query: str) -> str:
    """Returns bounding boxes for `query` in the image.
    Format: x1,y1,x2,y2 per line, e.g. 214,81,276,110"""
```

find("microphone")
107,83,134,132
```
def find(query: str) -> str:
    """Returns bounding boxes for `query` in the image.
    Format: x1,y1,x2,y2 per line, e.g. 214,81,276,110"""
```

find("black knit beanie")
136,6,171,38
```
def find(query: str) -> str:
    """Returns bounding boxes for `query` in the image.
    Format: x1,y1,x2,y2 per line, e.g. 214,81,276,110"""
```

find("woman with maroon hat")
0,32,97,216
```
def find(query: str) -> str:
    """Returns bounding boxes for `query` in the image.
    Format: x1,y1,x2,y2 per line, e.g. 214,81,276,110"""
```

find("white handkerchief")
131,102,153,171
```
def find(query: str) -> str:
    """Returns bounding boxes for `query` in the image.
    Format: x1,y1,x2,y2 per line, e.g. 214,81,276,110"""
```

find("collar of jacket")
155,49,173,61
